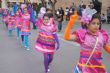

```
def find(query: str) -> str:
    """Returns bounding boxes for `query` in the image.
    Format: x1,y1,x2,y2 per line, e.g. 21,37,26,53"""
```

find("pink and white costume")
7,15,15,30
73,29,109,73
35,18,57,54
21,12,30,35
15,13,22,29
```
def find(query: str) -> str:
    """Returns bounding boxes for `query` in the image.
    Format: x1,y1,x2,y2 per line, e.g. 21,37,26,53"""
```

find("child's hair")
91,13,102,30
43,13,53,19
82,5,86,9
90,13,101,23
84,13,102,30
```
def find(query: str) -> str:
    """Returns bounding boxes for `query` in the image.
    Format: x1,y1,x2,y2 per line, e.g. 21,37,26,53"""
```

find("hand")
53,33,60,51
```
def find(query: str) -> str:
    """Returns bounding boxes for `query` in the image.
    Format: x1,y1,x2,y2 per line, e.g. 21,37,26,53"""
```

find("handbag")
74,37,99,73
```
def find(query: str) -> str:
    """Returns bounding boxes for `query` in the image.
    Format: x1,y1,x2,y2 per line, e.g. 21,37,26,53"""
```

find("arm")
103,44,110,54
30,9,36,23
100,29,110,54
53,33,60,50
64,11,78,41
35,18,43,28
53,19,60,50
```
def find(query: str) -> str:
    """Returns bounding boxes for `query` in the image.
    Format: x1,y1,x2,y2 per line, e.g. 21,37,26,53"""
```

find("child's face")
43,16,50,25
87,18,101,33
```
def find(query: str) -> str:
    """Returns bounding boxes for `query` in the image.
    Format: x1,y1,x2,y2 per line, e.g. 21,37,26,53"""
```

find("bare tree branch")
41,0,46,7
48,0,57,5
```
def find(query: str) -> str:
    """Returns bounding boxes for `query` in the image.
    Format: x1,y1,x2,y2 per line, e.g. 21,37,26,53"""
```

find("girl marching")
2,9,9,28
7,12,15,36
35,13,60,73
15,8,22,38
64,10,110,73
20,5,31,50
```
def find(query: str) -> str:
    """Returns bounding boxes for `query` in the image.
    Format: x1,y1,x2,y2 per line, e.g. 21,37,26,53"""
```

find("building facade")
1,0,110,13
55,0,109,13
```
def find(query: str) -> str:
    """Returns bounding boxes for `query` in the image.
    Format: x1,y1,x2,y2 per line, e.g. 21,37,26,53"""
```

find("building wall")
55,0,91,9
7,0,24,2
6,0,40,3
102,0,109,12
55,0,110,13
6,0,110,13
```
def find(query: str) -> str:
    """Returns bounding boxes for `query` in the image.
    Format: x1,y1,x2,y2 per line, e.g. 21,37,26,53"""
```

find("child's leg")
48,54,54,66
107,16,110,24
5,23,8,29
109,16,110,23
21,35,24,42
44,53,49,73
58,22,62,32
60,22,62,31
8,30,12,36
16,28,20,38
24,35,29,50
32,22,36,29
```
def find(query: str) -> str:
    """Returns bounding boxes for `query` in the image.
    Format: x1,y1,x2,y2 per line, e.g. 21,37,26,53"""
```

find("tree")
40,0,46,7
48,0,57,17
24,0,30,3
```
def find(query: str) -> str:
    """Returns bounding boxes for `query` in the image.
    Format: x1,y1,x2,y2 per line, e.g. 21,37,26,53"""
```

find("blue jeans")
21,35,29,49
8,30,12,36
24,35,29,49
16,28,20,38
58,22,62,31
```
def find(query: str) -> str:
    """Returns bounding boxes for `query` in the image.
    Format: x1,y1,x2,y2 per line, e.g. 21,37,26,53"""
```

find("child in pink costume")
2,9,9,28
35,13,60,73
64,12,110,73
20,6,30,50
7,14,15,36
15,8,22,38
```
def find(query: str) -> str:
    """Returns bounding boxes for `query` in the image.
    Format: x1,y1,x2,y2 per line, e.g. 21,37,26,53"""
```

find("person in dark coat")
92,0,102,14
